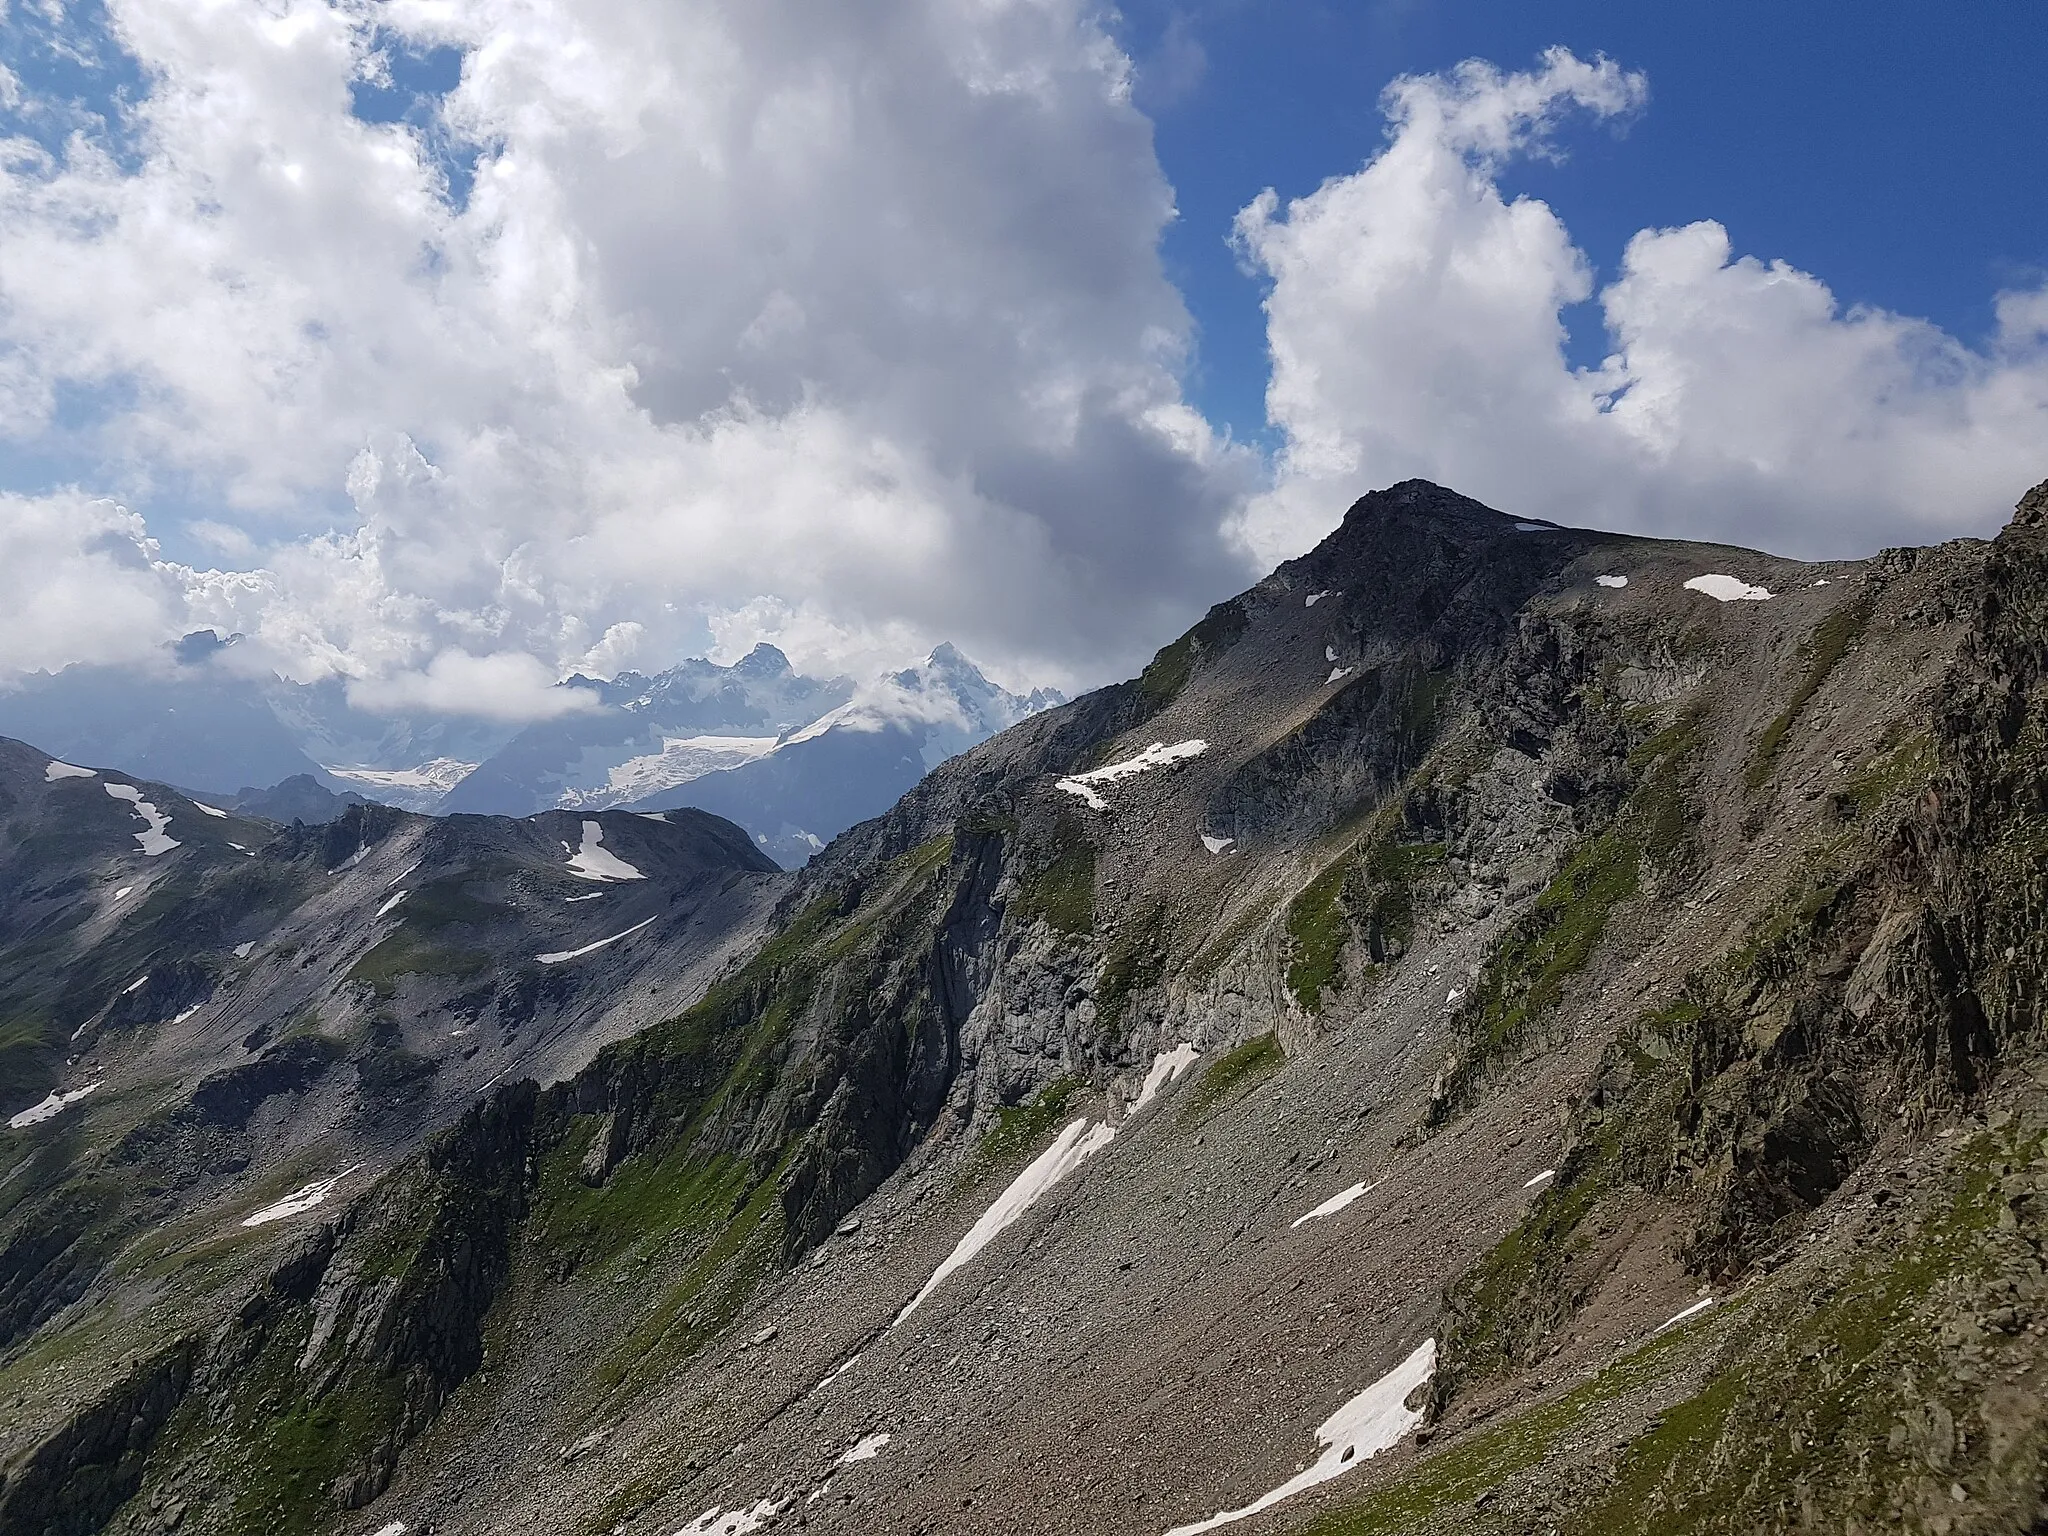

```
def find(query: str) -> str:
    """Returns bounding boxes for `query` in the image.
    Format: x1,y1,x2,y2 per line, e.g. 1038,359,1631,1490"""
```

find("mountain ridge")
3,477,2046,1536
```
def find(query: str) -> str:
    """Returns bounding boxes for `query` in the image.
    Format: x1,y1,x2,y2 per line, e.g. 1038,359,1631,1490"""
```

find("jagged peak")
2013,474,2048,529
732,641,793,677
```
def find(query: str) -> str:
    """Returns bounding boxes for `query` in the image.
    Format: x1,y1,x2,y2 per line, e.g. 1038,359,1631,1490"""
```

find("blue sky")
0,2,2043,706
1120,0,2048,447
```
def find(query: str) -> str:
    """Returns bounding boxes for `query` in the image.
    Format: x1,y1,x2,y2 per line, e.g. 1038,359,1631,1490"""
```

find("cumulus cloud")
3,24,2045,717
1233,46,2048,566
345,649,603,721
0,492,185,676
0,0,1256,701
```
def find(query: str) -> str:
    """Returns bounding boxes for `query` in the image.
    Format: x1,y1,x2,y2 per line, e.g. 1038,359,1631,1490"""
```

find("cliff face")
7,479,2048,1536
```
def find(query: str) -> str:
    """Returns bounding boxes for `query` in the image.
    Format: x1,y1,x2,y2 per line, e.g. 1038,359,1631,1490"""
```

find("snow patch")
538,916,657,965
9,1082,100,1129
563,892,605,903
1514,521,1553,531
1326,667,1353,685
1305,590,1332,607
1291,1182,1372,1228
1595,575,1628,589
241,1166,361,1228
563,736,781,810
1523,1168,1555,1189
45,760,96,781
896,1117,1117,1323
328,758,478,797
1055,740,1208,811
1128,1044,1200,1118
192,801,228,818
123,975,147,994
104,784,180,855
1201,834,1233,855
565,820,646,882
1684,573,1773,603
1165,1340,1436,1535
371,1524,407,1536
113,886,133,901
1655,1297,1715,1332
838,1433,891,1465
673,1502,784,1536
375,890,408,920
386,860,420,889
234,941,255,958
1324,645,1338,663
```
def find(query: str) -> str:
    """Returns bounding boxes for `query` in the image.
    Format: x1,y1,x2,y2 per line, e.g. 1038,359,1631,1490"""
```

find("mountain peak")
733,642,792,678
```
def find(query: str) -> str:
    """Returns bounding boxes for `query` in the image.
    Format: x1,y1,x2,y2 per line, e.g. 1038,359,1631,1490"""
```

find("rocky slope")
4,478,2047,1536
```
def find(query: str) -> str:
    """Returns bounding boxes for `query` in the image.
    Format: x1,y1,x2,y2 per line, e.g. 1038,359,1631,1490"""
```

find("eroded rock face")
12,478,2048,1536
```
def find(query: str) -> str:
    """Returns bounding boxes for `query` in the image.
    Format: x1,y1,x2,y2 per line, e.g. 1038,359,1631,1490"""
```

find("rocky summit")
5,477,2048,1536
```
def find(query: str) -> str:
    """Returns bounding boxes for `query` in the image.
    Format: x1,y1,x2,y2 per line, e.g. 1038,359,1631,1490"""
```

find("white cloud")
0,0,1256,704
0,491,185,675
345,649,602,721
3,27,2044,717
1233,47,2048,567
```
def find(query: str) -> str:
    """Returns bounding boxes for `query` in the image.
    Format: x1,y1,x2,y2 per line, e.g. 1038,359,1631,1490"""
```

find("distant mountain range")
0,636,1061,864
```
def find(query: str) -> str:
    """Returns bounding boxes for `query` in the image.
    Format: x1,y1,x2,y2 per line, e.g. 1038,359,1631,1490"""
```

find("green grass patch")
1284,858,1350,1012
1304,1324,1702,1536
1097,911,1169,1042
1285,832,1448,1013
1834,728,1936,821
1748,597,1873,789
1137,599,1248,712
1569,1127,2038,1536
1433,716,1698,1120
1013,817,1096,937
1180,1033,1284,1124
976,1076,1079,1168
345,930,491,998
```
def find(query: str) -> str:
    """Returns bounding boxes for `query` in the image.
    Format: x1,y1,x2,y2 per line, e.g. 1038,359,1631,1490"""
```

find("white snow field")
1305,590,1332,606
1290,1181,1373,1228
564,820,646,882
1595,575,1628,588
1164,1339,1437,1535
1326,667,1354,685
896,1116,1117,1324
1656,1297,1716,1332
563,735,780,810
1055,740,1209,812
1129,1044,1201,1118
538,916,657,965
375,890,409,920
44,760,96,780
674,1500,784,1535
1684,573,1773,602
1201,834,1233,855
328,758,479,798
838,1433,891,1464
1524,1168,1556,1189
104,783,179,855
8,1082,101,1129
241,1166,362,1228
